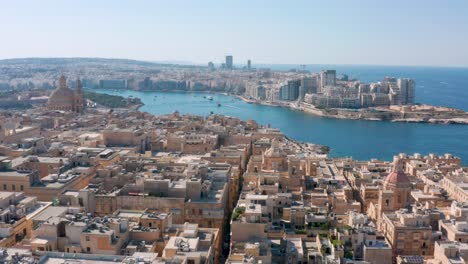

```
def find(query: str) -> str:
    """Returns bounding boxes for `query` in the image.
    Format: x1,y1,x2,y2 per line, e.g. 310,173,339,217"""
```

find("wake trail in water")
224,104,242,110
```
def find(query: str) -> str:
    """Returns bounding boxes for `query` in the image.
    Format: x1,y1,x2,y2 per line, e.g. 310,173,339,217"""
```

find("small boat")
203,96,207,99
210,111,214,114
217,103,221,107
207,96,213,101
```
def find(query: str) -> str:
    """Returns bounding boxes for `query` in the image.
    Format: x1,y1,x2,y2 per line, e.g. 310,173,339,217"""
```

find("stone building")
367,170,412,222
427,241,468,264
378,170,412,215
47,75,84,113
0,191,49,247
380,209,434,259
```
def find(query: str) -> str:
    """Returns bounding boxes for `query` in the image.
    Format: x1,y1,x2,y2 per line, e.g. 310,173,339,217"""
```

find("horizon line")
1,56,467,69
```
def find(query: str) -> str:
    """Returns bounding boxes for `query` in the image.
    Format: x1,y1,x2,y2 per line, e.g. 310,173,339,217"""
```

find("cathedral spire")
393,157,404,172
75,78,82,94
58,75,67,89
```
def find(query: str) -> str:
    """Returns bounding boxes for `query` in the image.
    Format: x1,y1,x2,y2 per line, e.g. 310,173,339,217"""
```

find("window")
86,247,90,253
3,184,6,190
85,236,90,241
397,241,405,249
385,199,389,207
12,185,15,191
20,185,24,191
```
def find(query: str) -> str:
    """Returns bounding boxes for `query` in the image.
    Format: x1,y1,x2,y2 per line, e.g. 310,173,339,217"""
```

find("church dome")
384,170,410,185
48,87,75,105
48,75,76,106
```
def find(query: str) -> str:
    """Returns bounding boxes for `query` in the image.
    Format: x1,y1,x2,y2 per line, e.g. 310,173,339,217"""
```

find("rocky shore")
235,95,468,125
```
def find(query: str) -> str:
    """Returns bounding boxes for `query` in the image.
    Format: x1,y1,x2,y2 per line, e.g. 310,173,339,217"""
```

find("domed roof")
384,170,410,185
48,76,76,106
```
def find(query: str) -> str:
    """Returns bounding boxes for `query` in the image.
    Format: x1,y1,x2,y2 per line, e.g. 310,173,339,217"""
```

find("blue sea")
94,65,468,163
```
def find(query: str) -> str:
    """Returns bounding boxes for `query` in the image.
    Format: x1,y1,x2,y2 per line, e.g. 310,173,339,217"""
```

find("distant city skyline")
1,0,468,67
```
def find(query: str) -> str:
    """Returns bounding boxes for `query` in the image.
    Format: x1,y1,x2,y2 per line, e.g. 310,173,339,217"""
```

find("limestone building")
47,75,84,113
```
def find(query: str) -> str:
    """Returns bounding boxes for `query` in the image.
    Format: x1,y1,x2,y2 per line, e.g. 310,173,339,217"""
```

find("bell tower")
75,78,84,113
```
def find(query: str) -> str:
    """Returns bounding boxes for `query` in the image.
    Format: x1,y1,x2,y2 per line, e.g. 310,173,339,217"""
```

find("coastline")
95,88,468,125
232,94,468,125
116,92,332,155
85,88,468,162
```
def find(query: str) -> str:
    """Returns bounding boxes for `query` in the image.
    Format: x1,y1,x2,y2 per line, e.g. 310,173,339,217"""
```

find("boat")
217,103,221,107
207,96,213,100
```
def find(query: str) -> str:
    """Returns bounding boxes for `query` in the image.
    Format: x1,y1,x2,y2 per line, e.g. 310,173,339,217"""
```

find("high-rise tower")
225,55,233,69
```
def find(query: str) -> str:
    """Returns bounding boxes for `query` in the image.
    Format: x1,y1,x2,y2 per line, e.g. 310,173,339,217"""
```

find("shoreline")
95,88,468,125
84,89,468,163
232,94,468,125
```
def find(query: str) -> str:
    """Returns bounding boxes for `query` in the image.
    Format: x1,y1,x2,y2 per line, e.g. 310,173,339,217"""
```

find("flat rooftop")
0,171,31,177
38,253,126,264
33,206,68,222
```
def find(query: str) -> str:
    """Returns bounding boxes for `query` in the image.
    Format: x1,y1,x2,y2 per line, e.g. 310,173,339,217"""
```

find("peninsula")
1,57,467,124
238,96,468,125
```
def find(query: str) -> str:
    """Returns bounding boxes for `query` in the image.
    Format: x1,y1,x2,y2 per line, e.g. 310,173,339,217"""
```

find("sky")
1,0,468,67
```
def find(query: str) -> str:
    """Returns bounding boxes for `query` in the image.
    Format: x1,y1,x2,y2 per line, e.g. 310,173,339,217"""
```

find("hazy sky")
1,0,468,67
